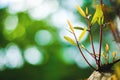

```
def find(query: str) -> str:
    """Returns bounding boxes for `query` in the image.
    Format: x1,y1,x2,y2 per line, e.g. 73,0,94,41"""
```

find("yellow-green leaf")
112,52,116,57
101,52,106,58
74,26,85,30
91,5,104,25
64,36,76,45
78,27,87,41
76,4,86,17
67,20,74,33
101,16,104,24
86,7,88,15
81,44,85,49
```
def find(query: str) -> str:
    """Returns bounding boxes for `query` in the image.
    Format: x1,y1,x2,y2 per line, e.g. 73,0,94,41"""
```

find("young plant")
64,1,120,80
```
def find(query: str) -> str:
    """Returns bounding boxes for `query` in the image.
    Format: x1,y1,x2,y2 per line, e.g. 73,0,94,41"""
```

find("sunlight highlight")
35,30,52,46
24,46,43,65
5,44,24,68
4,15,18,32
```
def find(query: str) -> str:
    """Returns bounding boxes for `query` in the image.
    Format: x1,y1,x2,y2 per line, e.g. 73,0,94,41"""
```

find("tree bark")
88,71,116,80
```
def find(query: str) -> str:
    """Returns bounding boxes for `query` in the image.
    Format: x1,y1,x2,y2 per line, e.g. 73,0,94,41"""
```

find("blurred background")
0,0,120,80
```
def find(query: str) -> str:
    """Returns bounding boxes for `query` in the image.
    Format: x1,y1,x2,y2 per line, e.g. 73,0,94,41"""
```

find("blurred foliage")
0,0,120,80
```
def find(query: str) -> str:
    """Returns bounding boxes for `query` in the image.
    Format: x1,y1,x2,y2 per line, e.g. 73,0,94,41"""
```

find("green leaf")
64,36,76,45
74,26,89,31
74,27,84,30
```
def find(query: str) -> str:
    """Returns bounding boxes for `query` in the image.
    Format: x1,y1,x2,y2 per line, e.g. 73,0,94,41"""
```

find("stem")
113,59,120,64
98,0,104,68
98,25,103,67
100,0,103,5
73,32,96,70
87,18,99,67
104,57,108,64
107,52,109,64
83,48,93,57
112,56,115,63
81,46,96,59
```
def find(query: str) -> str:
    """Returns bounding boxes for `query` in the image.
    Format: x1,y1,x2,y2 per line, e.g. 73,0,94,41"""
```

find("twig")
98,25,103,67
113,59,120,64
73,32,96,70
100,0,103,5
87,18,99,67
107,52,110,64
81,46,94,58
98,0,104,68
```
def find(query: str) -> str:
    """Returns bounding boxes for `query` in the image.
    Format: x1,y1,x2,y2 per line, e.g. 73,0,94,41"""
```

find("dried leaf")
67,20,74,33
76,4,86,17
108,74,118,80
78,27,87,41
105,43,109,52
64,36,76,45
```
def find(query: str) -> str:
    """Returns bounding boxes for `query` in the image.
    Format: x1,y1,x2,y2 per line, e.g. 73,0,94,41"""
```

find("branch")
100,0,103,5
98,25,103,68
73,32,96,70
87,18,99,67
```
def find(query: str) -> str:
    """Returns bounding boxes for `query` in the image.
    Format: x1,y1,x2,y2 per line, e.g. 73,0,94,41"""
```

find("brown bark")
88,71,117,80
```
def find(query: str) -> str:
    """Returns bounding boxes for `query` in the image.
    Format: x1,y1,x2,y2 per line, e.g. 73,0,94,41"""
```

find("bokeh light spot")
28,0,58,20
51,9,76,28
61,47,77,64
0,0,9,9
0,48,6,70
75,53,94,68
5,43,24,69
7,0,26,14
24,46,43,65
35,30,52,46
3,26,26,41
4,15,18,32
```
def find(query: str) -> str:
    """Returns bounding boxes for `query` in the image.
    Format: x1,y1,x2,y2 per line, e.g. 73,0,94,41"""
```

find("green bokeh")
0,0,119,80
